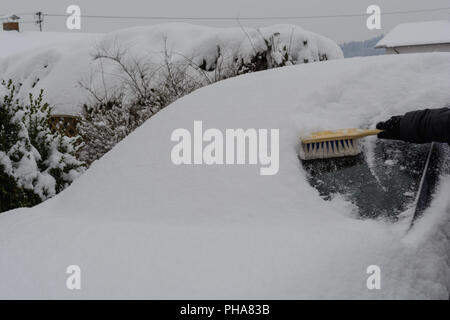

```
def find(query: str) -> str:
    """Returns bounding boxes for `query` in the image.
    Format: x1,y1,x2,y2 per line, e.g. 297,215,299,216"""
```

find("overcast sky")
1,0,449,43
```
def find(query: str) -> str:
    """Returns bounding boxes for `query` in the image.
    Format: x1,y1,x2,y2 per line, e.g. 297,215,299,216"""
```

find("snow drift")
0,52,449,299
0,23,343,115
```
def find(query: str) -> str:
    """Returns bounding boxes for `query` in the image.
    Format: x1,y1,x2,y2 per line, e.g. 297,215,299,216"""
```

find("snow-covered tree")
0,80,85,212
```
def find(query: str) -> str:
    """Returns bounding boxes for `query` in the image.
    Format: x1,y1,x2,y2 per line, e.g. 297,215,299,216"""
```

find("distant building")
375,20,450,54
1,14,20,32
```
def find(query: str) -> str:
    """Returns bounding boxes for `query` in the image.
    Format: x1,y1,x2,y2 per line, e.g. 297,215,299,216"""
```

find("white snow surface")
0,31,102,58
376,20,450,48
0,23,343,115
1,53,450,299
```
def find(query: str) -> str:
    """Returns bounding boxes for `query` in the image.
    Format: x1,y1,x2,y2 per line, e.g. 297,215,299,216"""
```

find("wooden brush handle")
358,129,383,138
301,128,383,144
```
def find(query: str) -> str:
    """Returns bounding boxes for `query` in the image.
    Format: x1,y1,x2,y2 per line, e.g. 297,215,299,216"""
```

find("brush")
299,128,382,160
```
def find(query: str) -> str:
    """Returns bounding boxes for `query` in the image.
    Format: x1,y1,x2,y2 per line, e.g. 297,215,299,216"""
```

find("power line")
17,6,448,21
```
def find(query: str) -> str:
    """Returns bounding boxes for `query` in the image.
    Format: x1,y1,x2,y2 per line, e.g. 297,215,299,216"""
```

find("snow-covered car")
0,50,449,299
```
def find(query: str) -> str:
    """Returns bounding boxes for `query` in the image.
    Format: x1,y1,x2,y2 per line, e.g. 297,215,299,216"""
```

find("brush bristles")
300,139,361,160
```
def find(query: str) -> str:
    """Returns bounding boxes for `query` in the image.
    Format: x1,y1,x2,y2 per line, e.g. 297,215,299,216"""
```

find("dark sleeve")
399,107,450,144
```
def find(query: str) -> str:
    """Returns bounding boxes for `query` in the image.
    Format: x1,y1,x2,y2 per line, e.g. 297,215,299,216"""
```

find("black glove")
376,115,403,140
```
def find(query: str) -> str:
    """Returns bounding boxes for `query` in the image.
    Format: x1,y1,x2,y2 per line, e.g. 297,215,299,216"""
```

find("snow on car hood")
0,53,450,299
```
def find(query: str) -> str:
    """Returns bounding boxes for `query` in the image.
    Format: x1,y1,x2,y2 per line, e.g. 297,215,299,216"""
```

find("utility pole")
35,12,43,31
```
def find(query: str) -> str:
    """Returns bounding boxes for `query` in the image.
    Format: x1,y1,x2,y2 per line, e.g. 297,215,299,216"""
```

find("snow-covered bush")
0,23,343,116
0,80,85,212
78,45,204,164
76,26,343,164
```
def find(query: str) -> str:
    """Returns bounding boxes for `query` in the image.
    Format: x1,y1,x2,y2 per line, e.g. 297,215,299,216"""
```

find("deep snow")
0,23,343,115
0,53,450,299
0,31,101,58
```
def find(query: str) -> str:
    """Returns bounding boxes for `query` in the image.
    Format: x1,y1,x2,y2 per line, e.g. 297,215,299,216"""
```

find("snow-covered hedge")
0,80,85,212
0,24,343,165
0,23,343,116
72,24,343,164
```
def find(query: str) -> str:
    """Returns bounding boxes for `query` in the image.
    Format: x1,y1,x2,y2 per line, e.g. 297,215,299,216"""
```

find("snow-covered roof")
375,20,450,48
0,14,20,21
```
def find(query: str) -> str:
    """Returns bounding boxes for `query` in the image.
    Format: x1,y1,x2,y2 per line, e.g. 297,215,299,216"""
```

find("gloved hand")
376,115,403,140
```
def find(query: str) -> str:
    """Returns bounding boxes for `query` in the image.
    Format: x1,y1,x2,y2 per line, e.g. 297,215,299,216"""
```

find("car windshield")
302,140,434,220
